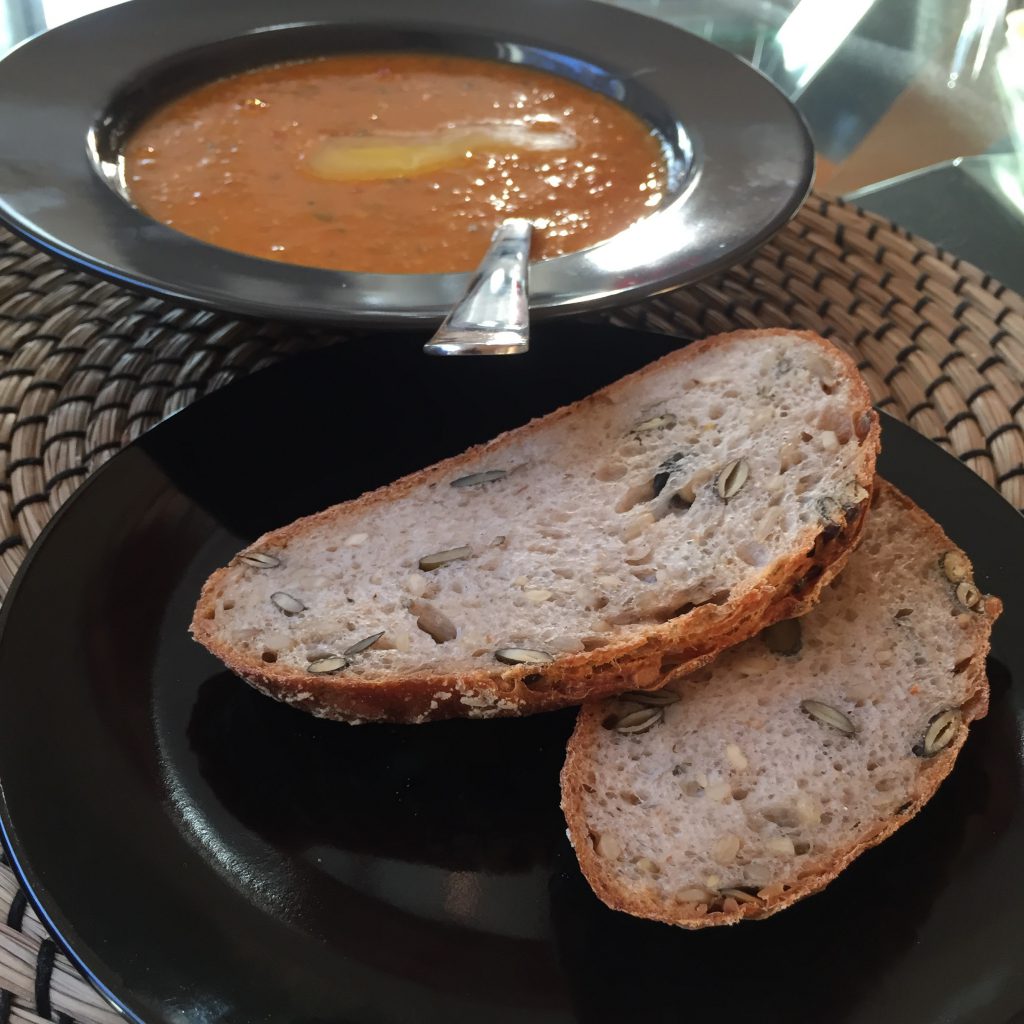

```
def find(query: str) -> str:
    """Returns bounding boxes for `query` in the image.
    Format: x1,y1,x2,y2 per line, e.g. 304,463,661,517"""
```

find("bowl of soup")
0,0,813,325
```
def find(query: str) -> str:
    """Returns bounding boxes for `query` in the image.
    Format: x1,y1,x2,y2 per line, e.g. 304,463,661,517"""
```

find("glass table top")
608,0,1023,198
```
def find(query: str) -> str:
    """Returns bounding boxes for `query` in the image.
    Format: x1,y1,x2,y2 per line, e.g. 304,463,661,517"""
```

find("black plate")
0,0,812,325
0,324,1021,1024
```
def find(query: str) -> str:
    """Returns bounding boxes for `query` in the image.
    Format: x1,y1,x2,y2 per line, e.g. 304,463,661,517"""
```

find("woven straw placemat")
0,191,1022,1024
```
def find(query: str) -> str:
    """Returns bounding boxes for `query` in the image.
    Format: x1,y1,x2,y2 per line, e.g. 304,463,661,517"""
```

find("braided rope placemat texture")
0,191,1022,1024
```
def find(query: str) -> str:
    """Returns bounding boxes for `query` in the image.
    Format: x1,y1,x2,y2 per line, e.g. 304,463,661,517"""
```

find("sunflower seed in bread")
240,552,281,569
270,592,305,615
800,699,856,736
955,581,982,610
914,709,962,757
419,546,472,571
344,631,386,656
495,647,554,666
451,470,507,488
611,707,663,734
716,459,750,501
308,656,349,674
632,413,677,435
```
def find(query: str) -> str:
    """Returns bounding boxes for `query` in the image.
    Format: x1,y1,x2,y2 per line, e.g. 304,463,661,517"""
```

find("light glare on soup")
306,122,578,182
124,52,669,275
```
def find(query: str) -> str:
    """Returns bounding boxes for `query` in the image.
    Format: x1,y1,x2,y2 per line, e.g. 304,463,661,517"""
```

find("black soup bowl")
0,0,814,326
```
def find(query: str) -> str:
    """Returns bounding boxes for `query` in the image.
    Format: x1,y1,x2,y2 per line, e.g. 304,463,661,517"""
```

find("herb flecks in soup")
124,53,667,274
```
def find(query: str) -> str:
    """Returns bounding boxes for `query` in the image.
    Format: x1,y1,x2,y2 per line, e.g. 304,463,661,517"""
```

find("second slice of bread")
561,481,1001,926
192,329,879,723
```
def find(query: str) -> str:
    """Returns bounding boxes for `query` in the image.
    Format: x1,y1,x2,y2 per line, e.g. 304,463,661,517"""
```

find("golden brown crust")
191,328,880,724
560,480,1002,927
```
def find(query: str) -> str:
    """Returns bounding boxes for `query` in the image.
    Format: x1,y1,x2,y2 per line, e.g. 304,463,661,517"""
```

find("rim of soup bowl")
0,0,814,326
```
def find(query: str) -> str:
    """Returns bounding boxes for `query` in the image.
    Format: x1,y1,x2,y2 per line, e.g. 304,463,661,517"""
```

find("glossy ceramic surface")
0,0,813,325
0,325,1021,1024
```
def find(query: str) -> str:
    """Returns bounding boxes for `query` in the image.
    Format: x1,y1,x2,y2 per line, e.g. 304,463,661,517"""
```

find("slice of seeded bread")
560,480,1001,927
191,329,879,724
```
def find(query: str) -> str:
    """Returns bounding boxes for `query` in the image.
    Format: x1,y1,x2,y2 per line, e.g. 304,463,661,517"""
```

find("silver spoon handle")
423,218,532,356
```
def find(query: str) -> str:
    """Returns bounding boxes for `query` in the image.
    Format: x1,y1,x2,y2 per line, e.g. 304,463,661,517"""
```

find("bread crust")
191,329,880,723
560,481,1001,927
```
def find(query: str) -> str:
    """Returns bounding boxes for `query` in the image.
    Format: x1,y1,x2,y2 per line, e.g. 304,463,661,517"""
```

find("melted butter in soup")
124,52,668,274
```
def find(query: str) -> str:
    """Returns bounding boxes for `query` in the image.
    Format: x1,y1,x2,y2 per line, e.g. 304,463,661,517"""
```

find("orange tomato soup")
124,53,667,274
